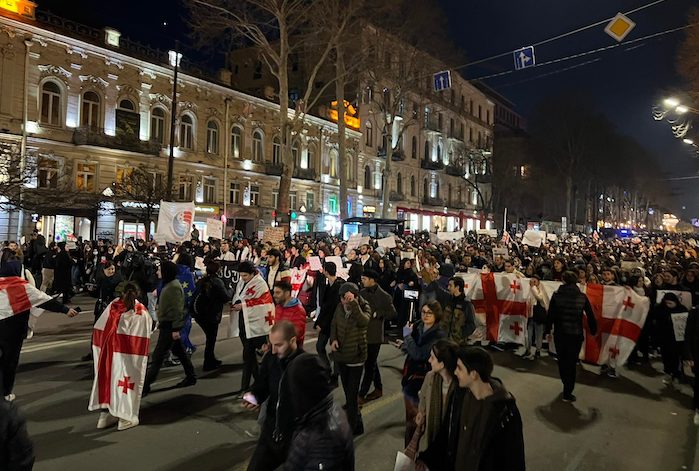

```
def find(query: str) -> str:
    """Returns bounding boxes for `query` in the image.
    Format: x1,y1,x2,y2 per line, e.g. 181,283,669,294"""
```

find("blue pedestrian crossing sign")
513,46,536,70
433,70,452,92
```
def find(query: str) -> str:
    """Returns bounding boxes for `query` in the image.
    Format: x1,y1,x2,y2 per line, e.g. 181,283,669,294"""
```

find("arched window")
206,121,219,154
364,165,372,189
231,126,243,159
272,136,281,164
397,173,403,194
292,139,301,168
151,107,166,144
365,121,373,147
116,99,139,139
329,150,339,178
179,114,194,149
81,91,100,128
424,140,430,161
252,130,263,161
411,136,417,159
40,81,62,125
410,175,416,197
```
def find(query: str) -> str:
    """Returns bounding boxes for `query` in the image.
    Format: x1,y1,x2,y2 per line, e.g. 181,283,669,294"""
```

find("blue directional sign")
433,70,452,92
513,46,536,70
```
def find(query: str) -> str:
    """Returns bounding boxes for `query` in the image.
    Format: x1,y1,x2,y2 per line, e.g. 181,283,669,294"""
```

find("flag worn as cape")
88,299,152,423
0,276,54,321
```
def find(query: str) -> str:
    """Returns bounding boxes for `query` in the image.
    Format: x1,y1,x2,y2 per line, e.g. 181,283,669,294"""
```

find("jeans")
359,343,382,396
198,319,220,367
316,331,335,377
526,319,544,352
0,330,25,396
555,334,583,396
247,424,288,471
240,335,267,391
404,396,419,447
145,329,196,388
338,363,363,434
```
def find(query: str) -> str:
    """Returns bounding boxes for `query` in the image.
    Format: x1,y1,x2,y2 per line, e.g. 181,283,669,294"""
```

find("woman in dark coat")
397,300,446,446
378,258,396,296
53,242,74,303
192,261,233,371
654,292,687,385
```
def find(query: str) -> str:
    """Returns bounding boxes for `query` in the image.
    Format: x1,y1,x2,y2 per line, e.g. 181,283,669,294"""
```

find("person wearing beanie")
358,269,396,405
330,282,371,436
282,353,354,470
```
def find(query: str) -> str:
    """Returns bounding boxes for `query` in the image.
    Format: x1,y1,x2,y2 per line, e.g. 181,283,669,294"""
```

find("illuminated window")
306,192,314,211
230,182,240,205
329,149,338,178
250,185,260,206
178,175,193,200
40,81,61,126
252,130,263,162
231,126,243,159
206,121,219,154
291,140,300,168
38,158,58,188
76,163,95,192
328,194,338,214
346,155,354,182
203,177,216,203
116,99,139,139
272,136,281,164
179,114,194,150
307,145,315,170
81,91,100,128
151,107,166,144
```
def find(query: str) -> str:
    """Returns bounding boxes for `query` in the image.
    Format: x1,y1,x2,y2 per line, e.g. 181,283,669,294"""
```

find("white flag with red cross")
583,284,649,367
240,273,275,339
0,276,54,321
88,299,151,423
290,268,307,298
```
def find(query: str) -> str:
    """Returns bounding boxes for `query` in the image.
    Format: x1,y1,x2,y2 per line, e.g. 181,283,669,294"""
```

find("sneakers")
163,358,181,367
4,393,15,402
694,411,699,426
96,412,118,429
562,394,577,403
606,368,618,379
117,418,139,431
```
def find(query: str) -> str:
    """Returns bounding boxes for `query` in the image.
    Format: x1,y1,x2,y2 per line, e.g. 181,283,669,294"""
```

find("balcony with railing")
423,117,443,134
264,161,284,176
421,159,445,171
476,173,492,184
72,127,161,155
445,164,464,177
293,167,317,180
422,195,446,207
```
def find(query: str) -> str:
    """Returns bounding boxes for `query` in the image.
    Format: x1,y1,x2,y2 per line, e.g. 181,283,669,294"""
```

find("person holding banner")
546,271,598,402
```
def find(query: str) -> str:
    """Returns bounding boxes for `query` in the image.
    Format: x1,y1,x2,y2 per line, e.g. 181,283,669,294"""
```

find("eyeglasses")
421,310,434,316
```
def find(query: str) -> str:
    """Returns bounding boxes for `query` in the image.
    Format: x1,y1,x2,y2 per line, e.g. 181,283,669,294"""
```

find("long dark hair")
161,261,178,284
121,282,140,311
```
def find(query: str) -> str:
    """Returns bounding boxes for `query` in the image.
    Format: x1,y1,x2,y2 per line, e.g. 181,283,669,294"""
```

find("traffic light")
289,210,298,221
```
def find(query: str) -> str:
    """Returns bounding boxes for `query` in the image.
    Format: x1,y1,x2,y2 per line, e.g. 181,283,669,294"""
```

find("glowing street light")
664,97,680,108
676,105,689,114
683,138,695,145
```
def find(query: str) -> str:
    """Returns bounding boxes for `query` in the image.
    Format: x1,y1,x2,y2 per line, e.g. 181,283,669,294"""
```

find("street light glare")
676,105,689,114
683,138,694,145
664,98,680,108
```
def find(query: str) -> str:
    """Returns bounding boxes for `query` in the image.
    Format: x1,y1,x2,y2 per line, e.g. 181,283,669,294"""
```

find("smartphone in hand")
242,392,258,406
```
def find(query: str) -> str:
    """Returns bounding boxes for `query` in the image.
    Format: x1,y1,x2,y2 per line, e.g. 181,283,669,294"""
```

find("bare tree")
188,0,352,226
0,141,34,211
109,165,170,239
677,7,699,106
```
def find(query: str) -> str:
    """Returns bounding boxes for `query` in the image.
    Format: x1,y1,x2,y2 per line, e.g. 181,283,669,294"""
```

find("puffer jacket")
330,297,371,364
281,396,354,471
546,284,598,339
0,401,34,471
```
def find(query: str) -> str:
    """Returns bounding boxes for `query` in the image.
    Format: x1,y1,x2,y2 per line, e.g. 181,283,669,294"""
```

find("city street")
13,295,699,471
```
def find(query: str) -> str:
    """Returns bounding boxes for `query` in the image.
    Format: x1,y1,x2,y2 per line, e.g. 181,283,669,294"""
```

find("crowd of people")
2,224,699,470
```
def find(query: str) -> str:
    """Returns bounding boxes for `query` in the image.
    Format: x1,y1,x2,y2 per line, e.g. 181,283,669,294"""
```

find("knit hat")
439,263,456,278
288,353,332,417
362,269,380,281
339,282,359,296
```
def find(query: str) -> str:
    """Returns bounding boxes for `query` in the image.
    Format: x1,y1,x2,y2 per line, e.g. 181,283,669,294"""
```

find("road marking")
22,339,86,353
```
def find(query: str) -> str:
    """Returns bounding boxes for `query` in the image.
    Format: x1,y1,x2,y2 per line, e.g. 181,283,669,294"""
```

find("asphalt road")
11,294,699,471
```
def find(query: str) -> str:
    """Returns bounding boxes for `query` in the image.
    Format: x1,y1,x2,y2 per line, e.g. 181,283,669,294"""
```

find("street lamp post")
166,45,182,201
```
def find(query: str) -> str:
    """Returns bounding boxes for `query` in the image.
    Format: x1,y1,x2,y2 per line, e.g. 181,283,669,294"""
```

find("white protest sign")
325,256,344,270
378,235,397,249
437,231,464,241
400,251,415,260
346,233,368,251
195,256,206,271
336,267,350,281
547,234,558,242
656,290,693,311
671,312,688,341
308,256,322,271
477,229,498,238
523,229,545,248
206,218,223,240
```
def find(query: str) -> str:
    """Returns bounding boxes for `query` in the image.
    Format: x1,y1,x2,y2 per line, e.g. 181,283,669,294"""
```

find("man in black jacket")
0,401,33,471
243,321,302,471
314,261,344,382
546,270,598,402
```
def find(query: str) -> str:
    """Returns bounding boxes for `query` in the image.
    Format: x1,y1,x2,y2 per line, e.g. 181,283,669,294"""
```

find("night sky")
36,0,699,216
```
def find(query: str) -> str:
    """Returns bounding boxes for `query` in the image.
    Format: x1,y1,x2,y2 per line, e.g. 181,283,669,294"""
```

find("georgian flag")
238,274,275,339
0,276,54,321
290,268,307,298
88,299,152,423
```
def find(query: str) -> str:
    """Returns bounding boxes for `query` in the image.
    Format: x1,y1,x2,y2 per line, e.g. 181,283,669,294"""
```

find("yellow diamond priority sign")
605,13,636,42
